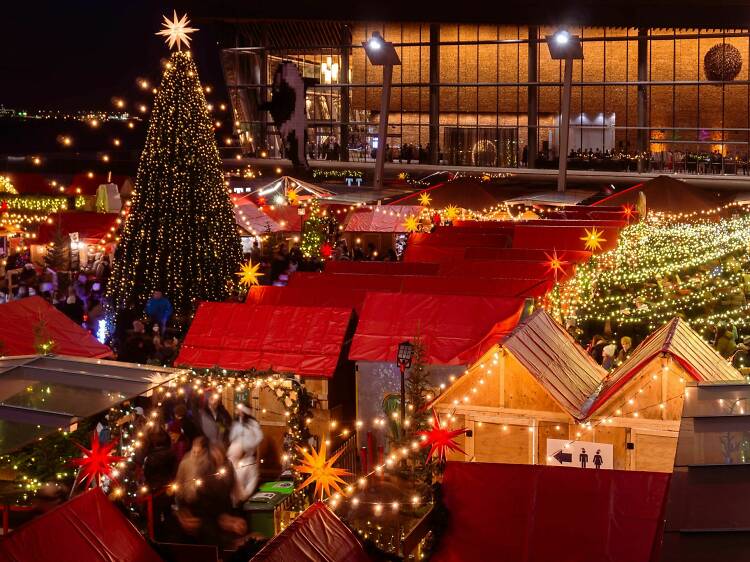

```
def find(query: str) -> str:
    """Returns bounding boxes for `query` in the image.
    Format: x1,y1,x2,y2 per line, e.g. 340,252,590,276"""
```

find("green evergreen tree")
106,51,242,315
43,223,67,272
300,198,326,259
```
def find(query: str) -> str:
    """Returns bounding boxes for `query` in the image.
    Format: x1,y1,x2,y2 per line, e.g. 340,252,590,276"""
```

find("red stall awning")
0,488,162,562
0,297,112,358
349,292,524,365
176,302,353,377
251,502,371,562
36,212,120,244
431,462,669,562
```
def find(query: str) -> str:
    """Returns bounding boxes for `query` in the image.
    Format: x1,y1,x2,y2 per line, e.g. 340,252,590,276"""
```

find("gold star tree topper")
294,442,351,499
236,260,263,287
157,11,198,51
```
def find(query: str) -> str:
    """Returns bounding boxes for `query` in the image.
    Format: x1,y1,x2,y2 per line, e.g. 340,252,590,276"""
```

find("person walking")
227,404,264,505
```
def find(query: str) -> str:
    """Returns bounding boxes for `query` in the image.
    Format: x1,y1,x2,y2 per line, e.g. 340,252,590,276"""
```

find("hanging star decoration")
403,214,420,233
580,227,606,252
544,249,569,281
70,433,126,489
287,189,300,205
236,260,263,287
294,441,351,499
418,409,469,463
444,204,460,222
156,11,198,51
418,192,432,207
621,204,635,223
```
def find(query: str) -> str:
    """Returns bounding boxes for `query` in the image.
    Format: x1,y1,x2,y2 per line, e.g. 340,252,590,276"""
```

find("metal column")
339,26,351,162
527,26,538,169
637,28,649,172
429,24,441,165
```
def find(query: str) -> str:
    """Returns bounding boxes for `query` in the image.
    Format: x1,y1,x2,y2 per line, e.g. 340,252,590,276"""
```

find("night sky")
1,1,224,111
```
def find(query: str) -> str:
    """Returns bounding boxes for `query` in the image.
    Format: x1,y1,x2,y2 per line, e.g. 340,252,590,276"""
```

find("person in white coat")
227,404,264,506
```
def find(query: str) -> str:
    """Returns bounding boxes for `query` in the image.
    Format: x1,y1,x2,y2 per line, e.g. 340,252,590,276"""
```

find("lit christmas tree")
546,213,750,341
107,13,242,316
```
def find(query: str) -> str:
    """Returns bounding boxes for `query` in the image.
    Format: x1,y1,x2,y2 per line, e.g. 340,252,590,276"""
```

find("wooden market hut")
431,309,742,472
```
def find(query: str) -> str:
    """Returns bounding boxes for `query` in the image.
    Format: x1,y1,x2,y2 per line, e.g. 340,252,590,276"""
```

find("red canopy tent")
35,212,120,245
431,462,669,562
0,297,111,358
344,205,425,233
324,261,440,276
349,292,524,365
251,502,371,562
511,224,620,252
0,488,161,562
176,302,353,377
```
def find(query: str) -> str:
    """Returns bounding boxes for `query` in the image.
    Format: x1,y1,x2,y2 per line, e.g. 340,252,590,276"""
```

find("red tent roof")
324,261,440,276
432,462,669,562
503,309,605,421
593,175,730,213
0,488,161,562
349,292,524,365
36,212,120,244
258,204,304,231
176,302,353,377
344,205,425,233
251,502,371,562
0,297,112,358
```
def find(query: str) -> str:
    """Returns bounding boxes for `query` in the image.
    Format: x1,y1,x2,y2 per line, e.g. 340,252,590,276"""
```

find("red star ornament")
544,249,569,281
418,409,469,463
69,433,126,489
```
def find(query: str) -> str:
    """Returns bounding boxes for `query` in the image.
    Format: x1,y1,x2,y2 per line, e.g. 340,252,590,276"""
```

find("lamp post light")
546,30,583,193
363,31,401,190
396,340,414,440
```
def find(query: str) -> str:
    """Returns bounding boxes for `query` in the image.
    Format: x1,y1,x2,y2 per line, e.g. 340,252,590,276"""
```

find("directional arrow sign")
552,449,573,464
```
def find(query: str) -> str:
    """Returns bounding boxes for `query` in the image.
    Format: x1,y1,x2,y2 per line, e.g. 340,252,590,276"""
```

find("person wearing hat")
227,403,264,505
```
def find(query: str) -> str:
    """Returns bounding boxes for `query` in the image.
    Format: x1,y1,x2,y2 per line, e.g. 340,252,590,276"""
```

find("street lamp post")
363,32,401,190
546,30,584,193
396,340,414,440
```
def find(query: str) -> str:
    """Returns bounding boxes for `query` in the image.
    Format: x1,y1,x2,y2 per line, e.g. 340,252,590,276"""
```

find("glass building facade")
220,22,750,172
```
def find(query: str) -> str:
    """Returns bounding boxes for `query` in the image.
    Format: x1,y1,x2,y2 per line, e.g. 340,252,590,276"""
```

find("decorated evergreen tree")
300,198,328,259
107,14,242,315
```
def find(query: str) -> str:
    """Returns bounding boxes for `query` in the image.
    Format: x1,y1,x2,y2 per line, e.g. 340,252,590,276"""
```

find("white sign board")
546,439,613,470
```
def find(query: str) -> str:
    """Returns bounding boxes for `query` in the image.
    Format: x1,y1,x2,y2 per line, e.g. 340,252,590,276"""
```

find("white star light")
156,11,198,51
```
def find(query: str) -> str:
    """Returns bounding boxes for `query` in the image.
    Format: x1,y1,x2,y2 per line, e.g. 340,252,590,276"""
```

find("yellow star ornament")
581,227,606,252
156,11,198,51
236,260,263,287
403,214,420,233
418,192,432,207
294,442,351,500
444,204,460,221
287,189,299,205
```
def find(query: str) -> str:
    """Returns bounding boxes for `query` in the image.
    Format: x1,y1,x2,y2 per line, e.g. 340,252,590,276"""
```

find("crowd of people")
119,390,266,549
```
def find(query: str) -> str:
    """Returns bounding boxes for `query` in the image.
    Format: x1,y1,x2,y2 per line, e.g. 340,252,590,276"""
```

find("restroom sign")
546,439,613,470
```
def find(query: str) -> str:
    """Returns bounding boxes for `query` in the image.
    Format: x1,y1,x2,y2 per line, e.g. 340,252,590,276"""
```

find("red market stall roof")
587,317,743,416
503,309,605,421
0,172,54,195
176,302,353,377
288,271,553,302
593,175,731,213
324,260,440,276
511,224,620,252
344,205,425,233
464,247,591,263
0,488,162,562
349,292,524,365
389,178,522,209
35,212,120,245
0,297,112,358
251,502,371,562
246,285,366,312
437,258,577,280
431,462,669,562
258,204,304,232
2,172,129,196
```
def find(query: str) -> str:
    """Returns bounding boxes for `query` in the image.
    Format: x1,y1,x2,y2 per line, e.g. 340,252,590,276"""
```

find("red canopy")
251,502,371,562
176,302,353,377
349,292,524,364
324,260,440,276
36,212,120,244
512,224,620,252
432,462,669,562
344,205,425,233
0,297,112,358
0,488,161,562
